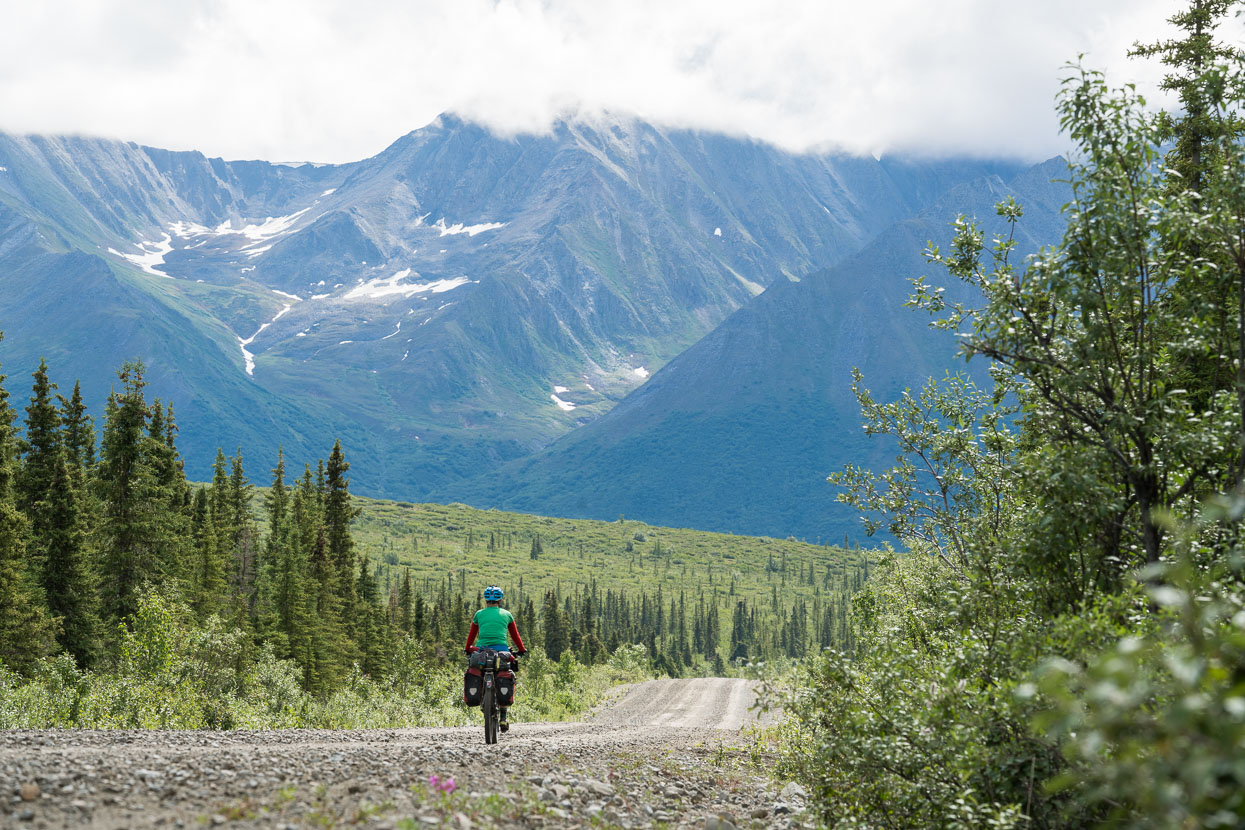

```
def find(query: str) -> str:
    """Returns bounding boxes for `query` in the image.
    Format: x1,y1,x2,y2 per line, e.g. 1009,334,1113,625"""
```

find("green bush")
0,602,655,730
778,553,1061,829
1029,552,1245,828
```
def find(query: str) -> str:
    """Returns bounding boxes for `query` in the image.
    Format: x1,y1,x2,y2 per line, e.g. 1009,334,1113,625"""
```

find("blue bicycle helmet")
483,585,504,602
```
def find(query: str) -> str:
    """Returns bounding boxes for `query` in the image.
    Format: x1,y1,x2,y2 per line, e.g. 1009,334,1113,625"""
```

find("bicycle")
466,648,518,744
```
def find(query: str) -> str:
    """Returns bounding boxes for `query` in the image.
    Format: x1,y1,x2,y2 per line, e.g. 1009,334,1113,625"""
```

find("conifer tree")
227,450,258,617
413,593,427,638
1130,0,1245,194
190,487,226,616
354,557,388,677
308,525,349,692
41,451,101,665
16,360,61,526
0,339,56,671
324,441,357,628
397,568,413,633
96,362,179,622
145,400,192,582
16,361,69,602
542,590,570,660
57,380,95,470
254,450,296,653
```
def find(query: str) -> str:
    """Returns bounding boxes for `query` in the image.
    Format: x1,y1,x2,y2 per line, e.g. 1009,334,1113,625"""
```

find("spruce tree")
0,339,56,671
397,568,413,633
190,487,226,616
16,359,61,527
324,441,357,629
227,450,258,615
308,526,349,693
542,591,568,660
145,400,192,582
96,362,177,622
57,380,95,470
354,557,388,677
17,360,70,602
1130,0,1245,195
41,451,101,665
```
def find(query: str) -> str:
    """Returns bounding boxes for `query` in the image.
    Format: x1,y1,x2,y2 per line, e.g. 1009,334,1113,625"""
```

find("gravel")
0,679,808,829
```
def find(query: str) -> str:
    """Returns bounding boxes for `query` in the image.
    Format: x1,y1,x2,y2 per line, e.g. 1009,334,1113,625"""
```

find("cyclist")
465,585,527,731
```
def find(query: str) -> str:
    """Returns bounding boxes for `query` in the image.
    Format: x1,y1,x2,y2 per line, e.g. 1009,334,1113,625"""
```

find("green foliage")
347,499,865,664
1130,0,1245,195
0,339,57,673
96,362,188,622
1029,507,1245,827
831,370,1017,578
783,8,1245,826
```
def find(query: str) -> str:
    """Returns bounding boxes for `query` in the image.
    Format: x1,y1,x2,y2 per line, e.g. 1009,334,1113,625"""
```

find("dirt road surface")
1,678,808,829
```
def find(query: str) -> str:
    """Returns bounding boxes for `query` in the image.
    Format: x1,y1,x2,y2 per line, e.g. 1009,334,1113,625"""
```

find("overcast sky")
0,1,1231,163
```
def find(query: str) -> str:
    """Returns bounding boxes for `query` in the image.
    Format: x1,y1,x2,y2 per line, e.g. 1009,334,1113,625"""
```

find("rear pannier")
463,666,484,706
497,670,516,706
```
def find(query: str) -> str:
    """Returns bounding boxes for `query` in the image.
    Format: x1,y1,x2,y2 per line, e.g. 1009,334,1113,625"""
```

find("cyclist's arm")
507,621,526,653
465,622,479,653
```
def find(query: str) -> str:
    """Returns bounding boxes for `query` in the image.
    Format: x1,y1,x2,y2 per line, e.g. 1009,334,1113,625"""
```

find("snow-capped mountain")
0,116,1024,501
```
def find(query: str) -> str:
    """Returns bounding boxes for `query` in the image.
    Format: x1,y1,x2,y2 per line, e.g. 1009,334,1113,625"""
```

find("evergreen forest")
0,354,865,729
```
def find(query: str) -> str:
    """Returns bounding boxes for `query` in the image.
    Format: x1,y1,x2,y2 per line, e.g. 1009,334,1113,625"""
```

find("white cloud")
0,0,1216,162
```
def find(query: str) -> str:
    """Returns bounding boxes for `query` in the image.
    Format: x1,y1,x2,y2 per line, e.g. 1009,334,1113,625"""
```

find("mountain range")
438,159,1071,542
0,115,1060,540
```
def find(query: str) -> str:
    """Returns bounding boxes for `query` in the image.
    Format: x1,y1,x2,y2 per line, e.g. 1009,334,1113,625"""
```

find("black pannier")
463,666,483,706
497,669,516,706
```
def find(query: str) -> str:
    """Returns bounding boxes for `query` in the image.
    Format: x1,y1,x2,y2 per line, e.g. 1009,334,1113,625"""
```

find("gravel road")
1,678,808,830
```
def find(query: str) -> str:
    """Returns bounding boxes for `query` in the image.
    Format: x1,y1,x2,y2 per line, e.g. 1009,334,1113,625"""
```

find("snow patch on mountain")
431,217,506,237
551,393,576,411
170,207,314,244
632,366,650,379
344,270,474,300
108,234,173,278
238,301,297,376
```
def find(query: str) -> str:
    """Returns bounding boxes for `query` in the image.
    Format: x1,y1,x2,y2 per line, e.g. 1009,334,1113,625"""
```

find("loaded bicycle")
464,647,518,744
463,585,527,743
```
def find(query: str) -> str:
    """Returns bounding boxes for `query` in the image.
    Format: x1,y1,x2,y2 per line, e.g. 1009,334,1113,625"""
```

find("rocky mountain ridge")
0,115,1023,506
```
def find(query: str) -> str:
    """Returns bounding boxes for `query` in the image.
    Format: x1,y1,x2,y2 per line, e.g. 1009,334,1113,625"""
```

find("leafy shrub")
777,553,1060,829
1029,551,1245,828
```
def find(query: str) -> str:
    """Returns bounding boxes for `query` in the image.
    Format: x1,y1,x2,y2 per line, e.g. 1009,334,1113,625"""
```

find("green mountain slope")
437,159,1072,542
348,498,869,659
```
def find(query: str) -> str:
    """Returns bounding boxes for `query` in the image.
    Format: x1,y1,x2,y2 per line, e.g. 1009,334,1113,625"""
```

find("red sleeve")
465,622,479,650
507,620,525,652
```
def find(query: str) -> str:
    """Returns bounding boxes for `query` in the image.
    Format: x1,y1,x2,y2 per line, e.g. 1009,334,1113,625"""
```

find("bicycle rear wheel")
482,686,498,744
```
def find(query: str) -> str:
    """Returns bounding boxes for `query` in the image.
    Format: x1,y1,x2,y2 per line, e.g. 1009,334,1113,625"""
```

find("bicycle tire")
482,684,498,744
